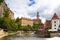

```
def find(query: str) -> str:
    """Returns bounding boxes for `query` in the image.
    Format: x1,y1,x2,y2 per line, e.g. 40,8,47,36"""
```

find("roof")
38,20,51,32
44,20,51,28
20,17,33,21
38,20,51,29
33,18,41,21
52,13,59,19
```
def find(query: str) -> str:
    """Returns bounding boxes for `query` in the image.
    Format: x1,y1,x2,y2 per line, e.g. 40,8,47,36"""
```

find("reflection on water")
0,36,46,40
0,35,60,40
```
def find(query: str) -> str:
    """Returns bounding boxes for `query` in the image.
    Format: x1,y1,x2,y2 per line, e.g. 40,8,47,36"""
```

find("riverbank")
1,30,60,38
0,30,36,39
0,32,8,38
8,31,18,36
0,29,8,38
16,31,36,37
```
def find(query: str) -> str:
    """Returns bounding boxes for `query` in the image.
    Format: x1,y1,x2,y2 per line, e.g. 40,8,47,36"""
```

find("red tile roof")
38,13,59,32
20,17,33,21
33,19,41,21
38,20,52,32
38,20,51,30
33,19,38,21
52,13,59,19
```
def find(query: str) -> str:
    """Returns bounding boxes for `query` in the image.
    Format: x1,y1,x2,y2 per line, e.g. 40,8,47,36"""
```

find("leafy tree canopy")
3,9,10,17
0,0,4,4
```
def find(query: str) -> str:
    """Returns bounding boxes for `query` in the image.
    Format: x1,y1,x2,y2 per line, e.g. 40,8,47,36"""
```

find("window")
54,21,56,23
54,24,56,26
54,28,56,29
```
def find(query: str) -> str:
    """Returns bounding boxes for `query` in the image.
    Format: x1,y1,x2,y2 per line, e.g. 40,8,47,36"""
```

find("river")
0,35,60,40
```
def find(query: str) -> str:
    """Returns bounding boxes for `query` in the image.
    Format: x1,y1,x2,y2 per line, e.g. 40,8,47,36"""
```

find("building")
48,13,60,31
38,13,60,32
20,12,41,26
20,17,33,26
44,20,51,29
0,2,14,19
37,13,60,38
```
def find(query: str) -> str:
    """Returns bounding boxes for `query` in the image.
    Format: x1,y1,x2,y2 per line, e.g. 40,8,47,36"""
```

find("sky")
5,0,60,23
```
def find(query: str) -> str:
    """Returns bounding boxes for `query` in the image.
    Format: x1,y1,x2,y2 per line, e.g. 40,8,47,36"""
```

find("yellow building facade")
20,17,33,26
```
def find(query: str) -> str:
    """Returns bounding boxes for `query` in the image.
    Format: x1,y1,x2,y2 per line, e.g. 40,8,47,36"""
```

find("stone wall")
50,32,58,37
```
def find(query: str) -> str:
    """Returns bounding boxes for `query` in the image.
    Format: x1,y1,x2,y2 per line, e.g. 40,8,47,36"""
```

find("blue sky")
5,0,60,23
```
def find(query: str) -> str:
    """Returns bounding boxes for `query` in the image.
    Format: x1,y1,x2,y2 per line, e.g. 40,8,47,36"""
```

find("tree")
9,20,18,30
0,17,4,28
0,0,18,31
15,17,20,22
3,9,10,18
0,0,4,4
0,9,18,31
0,17,10,30
0,17,18,30
15,17,21,29
33,20,43,30
20,26,29,31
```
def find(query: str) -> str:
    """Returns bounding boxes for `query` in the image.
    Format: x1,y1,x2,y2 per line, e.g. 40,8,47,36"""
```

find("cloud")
28,0,35,6
55,6,60,18
5,0,60,23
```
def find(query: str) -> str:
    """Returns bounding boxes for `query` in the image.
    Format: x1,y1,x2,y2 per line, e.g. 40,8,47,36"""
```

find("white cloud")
5,0,60,23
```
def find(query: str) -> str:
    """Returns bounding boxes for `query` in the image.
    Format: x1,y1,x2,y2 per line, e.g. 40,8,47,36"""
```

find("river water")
0,35,60,40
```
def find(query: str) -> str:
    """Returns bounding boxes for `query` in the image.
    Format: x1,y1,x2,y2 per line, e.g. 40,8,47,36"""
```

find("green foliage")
17,23,21,29
0,0,19,31
3,9,9,17
15,17,20,22
33,20,43,30
0,0,4,4
33,24,39,30
0,17,18,31
15,17,21,29
0,9,18,31
0,17,4,28
20,26,29,31
9,20,18,30
0,17,9,29
20,25,33,31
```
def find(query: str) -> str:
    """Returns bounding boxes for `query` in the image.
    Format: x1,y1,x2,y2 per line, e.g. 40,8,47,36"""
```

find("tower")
33,12,41,24
37,12,39,20
52,13,59,31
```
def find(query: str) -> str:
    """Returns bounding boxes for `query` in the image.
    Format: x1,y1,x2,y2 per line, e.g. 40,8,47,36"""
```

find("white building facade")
49,13,60,31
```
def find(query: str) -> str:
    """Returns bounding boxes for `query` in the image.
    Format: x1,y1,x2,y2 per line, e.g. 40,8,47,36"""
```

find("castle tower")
33,12,41,24
37,12,39,20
